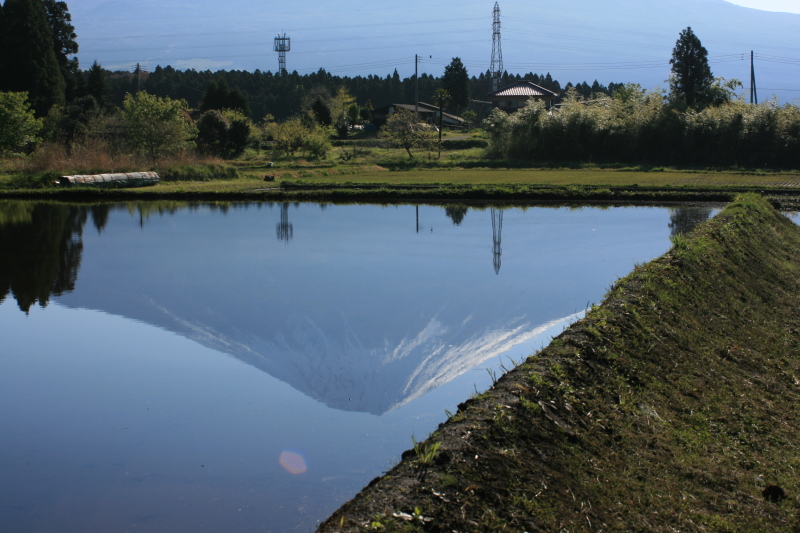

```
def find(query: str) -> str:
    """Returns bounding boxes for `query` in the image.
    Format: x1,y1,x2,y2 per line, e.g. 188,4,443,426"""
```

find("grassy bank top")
317,193,800,532
3,165,800,208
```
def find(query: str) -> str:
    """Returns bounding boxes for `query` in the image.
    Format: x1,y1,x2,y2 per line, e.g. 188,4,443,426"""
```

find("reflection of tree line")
0,200,306,313
444,205,712,275
0,201,268,313
669,207,713,237
0,201,713,313
0,202,100,313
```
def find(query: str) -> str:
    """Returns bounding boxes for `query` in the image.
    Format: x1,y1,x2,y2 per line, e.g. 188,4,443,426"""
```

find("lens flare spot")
279,450,307,474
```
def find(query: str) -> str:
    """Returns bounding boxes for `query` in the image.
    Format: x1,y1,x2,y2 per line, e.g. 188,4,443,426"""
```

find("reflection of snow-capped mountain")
114,293,579,414
50,202,684,416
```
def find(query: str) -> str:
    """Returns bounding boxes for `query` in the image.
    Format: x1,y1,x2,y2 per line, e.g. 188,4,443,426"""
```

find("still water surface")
0,201,717,532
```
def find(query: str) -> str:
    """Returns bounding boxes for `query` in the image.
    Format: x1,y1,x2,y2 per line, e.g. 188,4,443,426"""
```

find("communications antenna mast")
274,33,291,75
490,2,503,93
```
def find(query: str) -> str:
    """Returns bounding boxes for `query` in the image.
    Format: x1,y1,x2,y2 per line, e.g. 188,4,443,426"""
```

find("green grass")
8,165,800,191
4,141,800,203
318,194,800,532
273,167,800,187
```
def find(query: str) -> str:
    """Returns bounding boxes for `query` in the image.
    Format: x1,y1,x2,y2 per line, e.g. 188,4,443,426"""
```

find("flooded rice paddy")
0,201,719,532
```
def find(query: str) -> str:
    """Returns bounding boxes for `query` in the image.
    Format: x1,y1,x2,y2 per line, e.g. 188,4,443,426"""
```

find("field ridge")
317,194,800,532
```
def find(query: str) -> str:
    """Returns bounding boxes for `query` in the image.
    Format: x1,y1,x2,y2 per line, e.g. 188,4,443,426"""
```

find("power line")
73,0,488,24
79,28,484,55
77,17,486,42
99,51,787,80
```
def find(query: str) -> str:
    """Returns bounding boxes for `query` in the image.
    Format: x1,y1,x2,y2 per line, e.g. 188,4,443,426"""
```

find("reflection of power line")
491,208,503,275
276,202,293,242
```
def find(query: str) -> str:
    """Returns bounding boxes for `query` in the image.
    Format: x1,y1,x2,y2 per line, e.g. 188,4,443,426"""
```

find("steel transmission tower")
490,2,503,93
274,33,291,75
277,202,294,242
491,208,503,274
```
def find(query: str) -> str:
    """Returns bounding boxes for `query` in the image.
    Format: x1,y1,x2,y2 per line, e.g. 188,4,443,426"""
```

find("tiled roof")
489,81,557,98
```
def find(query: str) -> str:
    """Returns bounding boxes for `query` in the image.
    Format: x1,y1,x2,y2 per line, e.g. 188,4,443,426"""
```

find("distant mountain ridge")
71,0,800,102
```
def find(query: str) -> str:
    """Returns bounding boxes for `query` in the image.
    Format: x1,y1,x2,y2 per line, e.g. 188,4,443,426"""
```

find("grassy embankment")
317,194,800,532
2,136,800,205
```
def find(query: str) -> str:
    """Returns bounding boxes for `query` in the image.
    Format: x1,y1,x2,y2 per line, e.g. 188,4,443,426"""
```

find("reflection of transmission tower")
274,33,291,75
490,2,503,93
491,208,503,274
277,202,293,242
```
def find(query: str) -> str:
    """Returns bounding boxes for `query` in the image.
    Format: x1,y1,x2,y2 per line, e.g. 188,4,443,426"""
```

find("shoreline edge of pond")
316,193,800,532
3,182,800,210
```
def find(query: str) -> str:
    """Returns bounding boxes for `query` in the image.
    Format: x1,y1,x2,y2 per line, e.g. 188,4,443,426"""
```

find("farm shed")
373,102,466,129
488,81,558,112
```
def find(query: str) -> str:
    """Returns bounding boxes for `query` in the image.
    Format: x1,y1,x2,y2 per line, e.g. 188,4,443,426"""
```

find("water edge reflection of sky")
0,201,720,532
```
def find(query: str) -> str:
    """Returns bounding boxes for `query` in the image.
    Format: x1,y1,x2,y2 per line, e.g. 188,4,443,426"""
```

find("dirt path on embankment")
317,194,800,532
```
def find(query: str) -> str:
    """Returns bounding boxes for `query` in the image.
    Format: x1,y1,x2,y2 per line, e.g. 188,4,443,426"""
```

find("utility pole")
415,54,419,118
750,50,758,105
136,63,141,93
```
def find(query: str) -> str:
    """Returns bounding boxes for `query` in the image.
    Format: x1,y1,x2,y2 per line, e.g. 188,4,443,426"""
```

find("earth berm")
317,194,800,532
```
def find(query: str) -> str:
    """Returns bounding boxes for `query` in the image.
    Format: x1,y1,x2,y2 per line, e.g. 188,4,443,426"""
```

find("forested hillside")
106,66,619,122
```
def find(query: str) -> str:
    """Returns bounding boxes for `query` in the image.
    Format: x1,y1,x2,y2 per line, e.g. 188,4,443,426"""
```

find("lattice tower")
490,2,503,93
491,208,503,274
274,33,291,75
277,202,294,242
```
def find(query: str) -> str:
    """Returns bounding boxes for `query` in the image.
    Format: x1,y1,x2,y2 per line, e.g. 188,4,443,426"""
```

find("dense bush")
266,117,331,158
484,87,800,168
196,109,253,157
196,110,230,156
441,138,488,150
123,92,196,163
0,91,43,154
158,164,238,182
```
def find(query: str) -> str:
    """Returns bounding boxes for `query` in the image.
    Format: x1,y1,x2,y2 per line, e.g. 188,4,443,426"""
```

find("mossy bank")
317,194,800,533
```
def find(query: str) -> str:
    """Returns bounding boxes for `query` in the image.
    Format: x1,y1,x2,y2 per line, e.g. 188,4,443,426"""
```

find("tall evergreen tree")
200,79,228,111
226,86,251,117
42,0,79,101
310,97,332,126
200,78,251,116
669,27,713,108
0,4,5,80
441,57,469,114
1,0,65,116
85,61,111,110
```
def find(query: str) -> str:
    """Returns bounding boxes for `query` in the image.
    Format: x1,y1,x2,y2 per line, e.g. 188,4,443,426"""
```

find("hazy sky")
68,0,800,101
725,0,800,13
